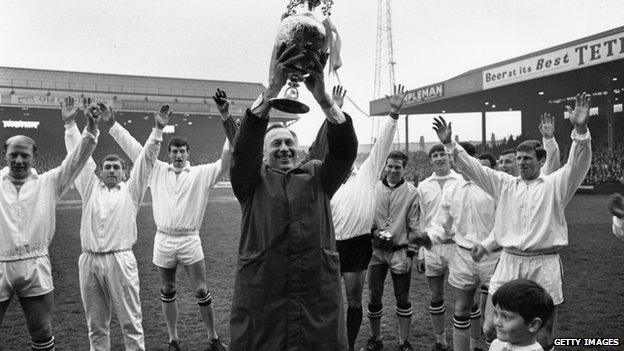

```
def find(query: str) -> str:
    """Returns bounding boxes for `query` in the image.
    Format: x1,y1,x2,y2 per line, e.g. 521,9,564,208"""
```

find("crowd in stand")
351,137,624,186
4,129,623,186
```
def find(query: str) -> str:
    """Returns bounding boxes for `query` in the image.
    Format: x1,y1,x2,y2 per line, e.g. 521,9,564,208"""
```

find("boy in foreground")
489,279,554,351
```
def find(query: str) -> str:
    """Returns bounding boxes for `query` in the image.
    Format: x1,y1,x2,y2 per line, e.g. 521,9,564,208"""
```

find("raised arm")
301,52,357,195
192,90,235,187
359,84,404,185
301,85,347,165
61,96,98,199
108,109,143,162
127,105,168,206
213,88,239,145
539,113,561,175
50,101,100,198
433,116,508,200
551,93,592,205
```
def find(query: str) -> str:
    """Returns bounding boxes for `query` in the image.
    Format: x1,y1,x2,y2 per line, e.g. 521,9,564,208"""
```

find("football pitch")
1,190,623,350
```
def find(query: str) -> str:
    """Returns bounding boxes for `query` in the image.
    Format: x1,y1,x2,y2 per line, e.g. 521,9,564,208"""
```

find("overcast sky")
1,0,623,146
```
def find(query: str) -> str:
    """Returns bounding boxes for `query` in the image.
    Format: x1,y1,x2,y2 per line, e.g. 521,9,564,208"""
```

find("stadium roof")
369,25,624,137
0,66,298,121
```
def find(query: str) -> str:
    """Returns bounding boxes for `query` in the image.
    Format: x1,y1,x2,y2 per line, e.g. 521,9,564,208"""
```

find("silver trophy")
269,0,333,114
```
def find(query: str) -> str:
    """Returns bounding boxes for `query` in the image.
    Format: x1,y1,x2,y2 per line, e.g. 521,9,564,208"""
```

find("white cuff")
444,140,459,153
571,128,591,143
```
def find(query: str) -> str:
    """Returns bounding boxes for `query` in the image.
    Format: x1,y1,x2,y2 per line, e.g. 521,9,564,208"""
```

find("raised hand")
96,102,116,127
331,85,346,109
566,92,591,133
539,113,555,139
304,51,330,104
60,96,79,124
81,97,93,110
432,116,452,144
608,193,624,219
84,102,102,134
385,84,407,114
154,104,172,129
213,89,230,119
268,44,306,95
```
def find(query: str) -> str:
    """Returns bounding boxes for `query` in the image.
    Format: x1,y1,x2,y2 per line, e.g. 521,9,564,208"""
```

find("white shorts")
369,247,412,275
153,232,204,269
0,256,54,301
488,250,564,305
448,247,500,291
424,243,456,277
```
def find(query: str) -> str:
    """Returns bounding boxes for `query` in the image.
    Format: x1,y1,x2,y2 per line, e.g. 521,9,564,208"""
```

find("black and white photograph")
1,0,623,350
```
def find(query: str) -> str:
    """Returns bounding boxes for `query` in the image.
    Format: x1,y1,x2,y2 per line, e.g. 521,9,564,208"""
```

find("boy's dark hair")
386,150,408,167
516,140,546,161
492,279,554,326
168,136,190,152
428,144,446,158
478,152,497,169
459,141,476,157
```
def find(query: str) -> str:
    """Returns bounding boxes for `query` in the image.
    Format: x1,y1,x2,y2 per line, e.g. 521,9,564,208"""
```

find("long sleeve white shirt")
613,216,624,241
417,170,463,239
446,129,592,252
65,123,161,252
333,117,397,241
109,122,232,235
0,129,98,261
427,178,496,249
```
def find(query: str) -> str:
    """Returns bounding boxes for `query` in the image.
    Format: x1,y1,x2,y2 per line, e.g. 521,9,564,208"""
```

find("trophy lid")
287,0,333,16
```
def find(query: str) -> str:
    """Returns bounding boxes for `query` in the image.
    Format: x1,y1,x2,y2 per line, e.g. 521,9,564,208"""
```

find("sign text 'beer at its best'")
483,31,624,89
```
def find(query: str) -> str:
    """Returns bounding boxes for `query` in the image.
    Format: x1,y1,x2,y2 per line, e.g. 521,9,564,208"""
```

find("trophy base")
269,98,310,114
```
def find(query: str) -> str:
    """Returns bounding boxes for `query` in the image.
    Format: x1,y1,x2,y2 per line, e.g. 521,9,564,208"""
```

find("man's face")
430,151,451,174
100,160,124,188
264,128,297,171
384,158,404,184
169,145,189,169
498,153,518,176
493,304,537,345
516,150,543,181
5,139,35,179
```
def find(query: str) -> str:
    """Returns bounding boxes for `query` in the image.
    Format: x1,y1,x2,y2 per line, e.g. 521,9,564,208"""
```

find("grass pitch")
1,191,623,350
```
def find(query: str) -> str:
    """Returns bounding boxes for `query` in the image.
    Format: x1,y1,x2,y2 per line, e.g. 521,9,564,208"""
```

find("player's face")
264,128,297,171
493,304,537,345
5,140,35,180
430,151,450,174
498,154,518,176
384,158,405,184
100,160,124,188
516,150,542,181
169,146,189,169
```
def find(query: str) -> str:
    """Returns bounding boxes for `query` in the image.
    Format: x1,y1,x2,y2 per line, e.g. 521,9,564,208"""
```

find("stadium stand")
0,106,229,175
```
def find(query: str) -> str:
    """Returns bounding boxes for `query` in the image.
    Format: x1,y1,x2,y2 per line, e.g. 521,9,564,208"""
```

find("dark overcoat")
229,109,357,351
